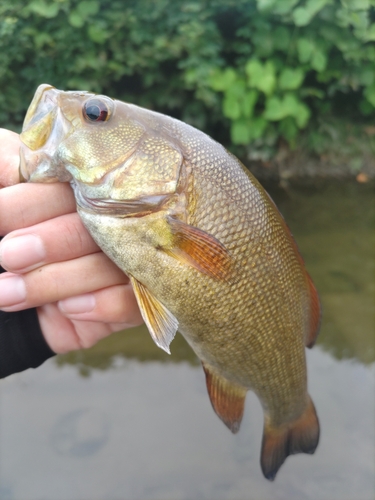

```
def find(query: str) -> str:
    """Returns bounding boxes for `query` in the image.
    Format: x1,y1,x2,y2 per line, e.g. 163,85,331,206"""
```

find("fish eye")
83,98,112,123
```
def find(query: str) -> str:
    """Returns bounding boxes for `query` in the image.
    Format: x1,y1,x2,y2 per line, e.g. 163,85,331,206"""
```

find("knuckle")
60,214,93,256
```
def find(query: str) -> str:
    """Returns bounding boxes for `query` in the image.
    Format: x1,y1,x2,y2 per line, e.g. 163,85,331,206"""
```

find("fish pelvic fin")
305,273,322,348
202,362,247,434
261,395,320,481
165,216,233,283
130,276,178,354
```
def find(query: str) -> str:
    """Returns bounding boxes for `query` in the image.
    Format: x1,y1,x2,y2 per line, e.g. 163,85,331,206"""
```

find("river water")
0,181,374,500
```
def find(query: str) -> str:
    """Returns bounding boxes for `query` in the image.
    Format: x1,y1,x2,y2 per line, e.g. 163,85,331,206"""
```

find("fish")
19,84,321,480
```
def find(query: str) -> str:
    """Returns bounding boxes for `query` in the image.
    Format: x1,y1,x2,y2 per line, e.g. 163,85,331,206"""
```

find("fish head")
20,84,183,213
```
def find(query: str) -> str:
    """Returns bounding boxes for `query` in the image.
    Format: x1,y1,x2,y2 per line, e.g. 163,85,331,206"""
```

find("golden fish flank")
20,84,321,480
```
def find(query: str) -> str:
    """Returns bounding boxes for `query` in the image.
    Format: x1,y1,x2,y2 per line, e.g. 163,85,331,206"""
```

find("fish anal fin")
261,395,320,481
305,273,322,348
130,276,178,354
202,362,247,434
165,216,233,282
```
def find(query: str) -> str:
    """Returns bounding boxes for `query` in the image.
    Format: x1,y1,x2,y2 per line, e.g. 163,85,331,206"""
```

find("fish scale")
20,84,321,481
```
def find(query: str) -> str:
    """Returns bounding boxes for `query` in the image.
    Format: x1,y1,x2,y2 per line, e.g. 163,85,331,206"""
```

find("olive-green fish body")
20,85,321,480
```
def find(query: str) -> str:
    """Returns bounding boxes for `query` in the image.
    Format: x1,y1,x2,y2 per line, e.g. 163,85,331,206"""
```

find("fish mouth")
19,84,71,183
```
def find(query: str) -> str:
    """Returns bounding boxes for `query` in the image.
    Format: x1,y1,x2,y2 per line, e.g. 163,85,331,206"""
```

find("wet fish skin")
20,84,321,480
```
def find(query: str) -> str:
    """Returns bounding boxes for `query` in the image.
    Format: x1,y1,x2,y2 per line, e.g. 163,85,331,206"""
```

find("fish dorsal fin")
202,362,247,434
165,216,233,282
130,276,178,354
305,273,321,348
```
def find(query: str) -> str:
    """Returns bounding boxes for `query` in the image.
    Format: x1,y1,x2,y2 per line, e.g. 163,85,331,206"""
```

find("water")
0,181,374,500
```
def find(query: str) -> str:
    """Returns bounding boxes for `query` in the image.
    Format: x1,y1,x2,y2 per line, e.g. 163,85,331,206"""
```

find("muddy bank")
243,123,375,182
246,151,375,182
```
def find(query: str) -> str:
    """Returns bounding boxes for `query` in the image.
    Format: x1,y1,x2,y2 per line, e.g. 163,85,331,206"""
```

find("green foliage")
0,0,374,154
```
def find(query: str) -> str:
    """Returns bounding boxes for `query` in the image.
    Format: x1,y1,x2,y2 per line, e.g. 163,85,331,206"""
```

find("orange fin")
305,273,322,348
202,362,247,434
261,395,320,481
166,216,233,282
130,276,178,354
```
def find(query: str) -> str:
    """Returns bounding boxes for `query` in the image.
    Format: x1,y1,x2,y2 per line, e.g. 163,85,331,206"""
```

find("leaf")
222,83,257,121
34,32,53,49
68,10,84,28
292,0,330,26
263,93,310,127
245,58,263,83
272,0,299,15
88,25,108,44
293,7,313,26
28,0,60,18
272,26,291,50
249,116,268,139
256,0,277,10
209,68,237,92
223,93,241,120
282,93,300,116
231,119,252,144
295,102,311,128
364,83,375,106
297,38,314,63
231,117,267,144
246,58,276,95
364,23,375,41
243,90,259,118
357,68,374,86
359,98,374,115
279,116,298,141
341,0,370,9
279,68,305,90
311,49,327,72
260,61,276,95
77,1,100,17
263,96,286,121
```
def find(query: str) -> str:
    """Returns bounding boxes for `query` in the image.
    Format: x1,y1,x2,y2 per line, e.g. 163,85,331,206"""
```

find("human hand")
0,128,143,353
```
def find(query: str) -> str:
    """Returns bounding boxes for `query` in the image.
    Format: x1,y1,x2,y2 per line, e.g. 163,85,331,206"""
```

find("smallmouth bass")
20,84,321,480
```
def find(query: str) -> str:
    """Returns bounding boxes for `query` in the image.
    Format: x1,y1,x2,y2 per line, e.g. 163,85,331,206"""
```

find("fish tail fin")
260,395,320,481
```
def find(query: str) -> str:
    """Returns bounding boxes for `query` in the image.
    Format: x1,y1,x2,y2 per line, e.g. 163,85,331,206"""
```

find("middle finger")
0,182,76,235
0,252,128,312
0,212,100,273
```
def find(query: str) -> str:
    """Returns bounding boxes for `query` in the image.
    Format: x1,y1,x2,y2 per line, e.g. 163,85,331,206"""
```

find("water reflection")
0,181,374,500
272,181,374,365
50,408,110,457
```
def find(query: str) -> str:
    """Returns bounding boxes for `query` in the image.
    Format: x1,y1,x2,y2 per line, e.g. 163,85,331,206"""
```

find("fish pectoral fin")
165,216,233,282
305,272,321,348
130,276,178,354
261,395,320,481
202,362,247,434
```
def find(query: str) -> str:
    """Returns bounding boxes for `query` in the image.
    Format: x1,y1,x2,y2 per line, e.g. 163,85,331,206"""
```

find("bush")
1,0,374,155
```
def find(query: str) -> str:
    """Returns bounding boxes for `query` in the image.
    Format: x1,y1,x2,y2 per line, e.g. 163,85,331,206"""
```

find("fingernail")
0,235,46,271
59,294,96,315
0,274,27,308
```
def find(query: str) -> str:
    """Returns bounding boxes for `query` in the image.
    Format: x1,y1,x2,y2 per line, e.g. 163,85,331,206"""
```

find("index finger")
0,129,22,187
0,182,76,235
